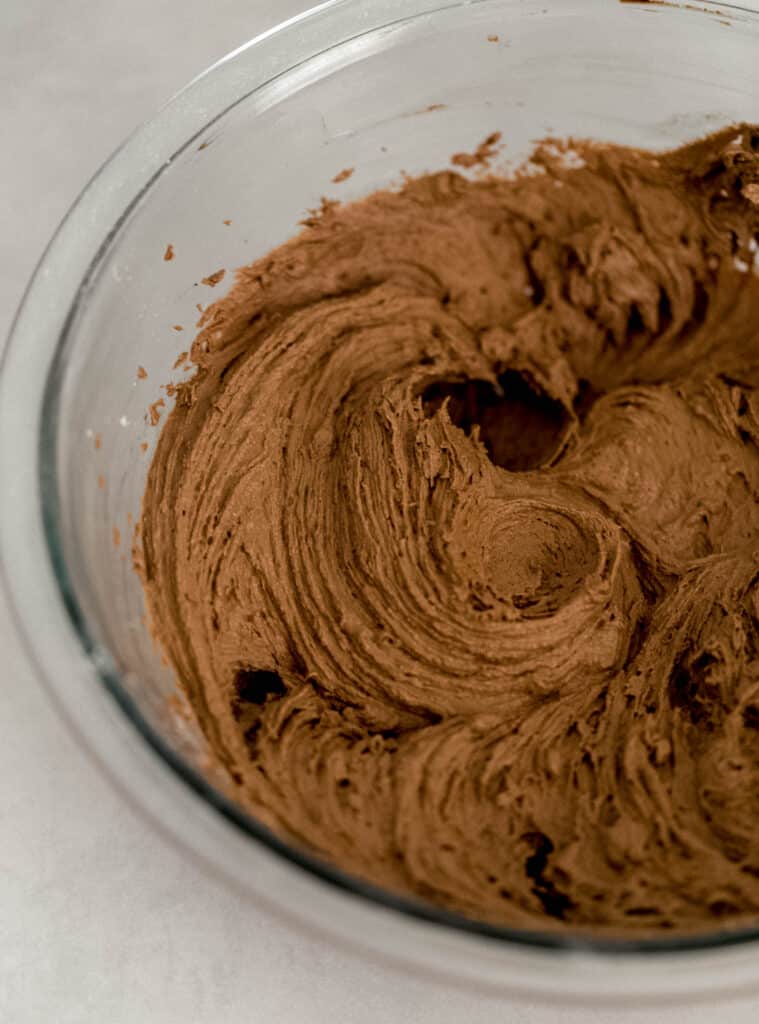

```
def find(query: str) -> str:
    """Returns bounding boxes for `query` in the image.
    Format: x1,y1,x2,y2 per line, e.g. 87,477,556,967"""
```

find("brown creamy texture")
141,125,759,933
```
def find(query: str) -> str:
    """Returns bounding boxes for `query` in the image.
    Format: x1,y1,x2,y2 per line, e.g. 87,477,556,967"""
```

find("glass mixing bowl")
2,0,759,1004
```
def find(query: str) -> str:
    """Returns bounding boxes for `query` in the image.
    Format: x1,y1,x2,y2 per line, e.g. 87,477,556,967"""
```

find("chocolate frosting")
140,125,759,933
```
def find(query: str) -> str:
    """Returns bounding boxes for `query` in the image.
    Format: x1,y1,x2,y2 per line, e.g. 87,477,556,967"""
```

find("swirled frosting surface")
141,125,759,932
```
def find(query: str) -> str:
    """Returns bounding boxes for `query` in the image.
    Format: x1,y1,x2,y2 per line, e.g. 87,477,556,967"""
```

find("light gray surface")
1,1,758,1021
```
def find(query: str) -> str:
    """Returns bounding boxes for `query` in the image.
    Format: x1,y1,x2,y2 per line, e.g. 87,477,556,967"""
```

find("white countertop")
2,2,758,1020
